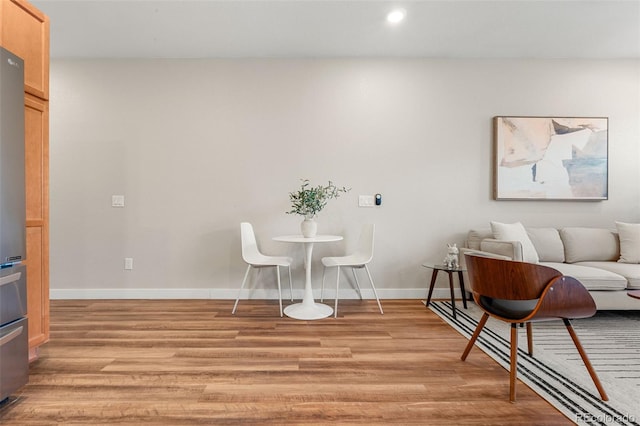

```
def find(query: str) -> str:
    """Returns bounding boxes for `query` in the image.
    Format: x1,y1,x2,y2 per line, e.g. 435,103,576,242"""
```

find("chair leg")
334,266,341,318
232,265,252,314
526,323,533,356
510,323,518,402
364,265,383,315
457,271,468,309
321,266,327,302
351,269,363,300
461,312,490,360
276,266,283,317
287,265,293,302
563,318,608,401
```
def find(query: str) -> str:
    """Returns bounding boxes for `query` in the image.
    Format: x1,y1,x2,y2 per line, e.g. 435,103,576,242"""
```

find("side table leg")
425,269,438,308
458,271,468,309
448,272,456,319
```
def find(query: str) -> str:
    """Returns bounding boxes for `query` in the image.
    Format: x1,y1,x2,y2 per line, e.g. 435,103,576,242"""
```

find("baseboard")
50,287,466,300
50,288,214,299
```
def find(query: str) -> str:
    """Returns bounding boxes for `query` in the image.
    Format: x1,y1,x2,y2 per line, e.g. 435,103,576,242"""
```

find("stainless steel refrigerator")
0,46,28,403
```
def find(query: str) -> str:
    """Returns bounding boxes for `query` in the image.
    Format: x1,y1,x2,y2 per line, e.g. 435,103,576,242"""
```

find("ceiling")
32,0,640,59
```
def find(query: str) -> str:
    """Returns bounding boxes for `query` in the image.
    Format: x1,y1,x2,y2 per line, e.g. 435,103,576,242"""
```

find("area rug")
429,301,640,425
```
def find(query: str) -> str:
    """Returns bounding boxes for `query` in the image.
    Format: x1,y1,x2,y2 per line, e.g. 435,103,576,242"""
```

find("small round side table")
422,263,467,319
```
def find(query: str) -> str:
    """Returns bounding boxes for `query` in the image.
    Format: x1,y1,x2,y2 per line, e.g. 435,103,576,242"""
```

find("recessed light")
386,8,406,24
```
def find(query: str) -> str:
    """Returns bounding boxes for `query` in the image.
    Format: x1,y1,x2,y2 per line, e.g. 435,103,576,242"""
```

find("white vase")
301,217,318,238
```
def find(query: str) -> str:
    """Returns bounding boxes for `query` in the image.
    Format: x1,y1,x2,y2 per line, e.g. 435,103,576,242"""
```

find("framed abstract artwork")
493,116,608,201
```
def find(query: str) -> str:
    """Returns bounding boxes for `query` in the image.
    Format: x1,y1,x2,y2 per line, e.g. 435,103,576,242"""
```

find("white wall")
49,58,640,300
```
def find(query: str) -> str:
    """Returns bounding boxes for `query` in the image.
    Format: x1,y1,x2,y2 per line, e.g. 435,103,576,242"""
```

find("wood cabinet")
1,0,50,359
0,0,48,99
24,93,49,353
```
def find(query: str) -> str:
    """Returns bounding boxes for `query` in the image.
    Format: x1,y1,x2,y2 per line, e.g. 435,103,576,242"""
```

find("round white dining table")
273,234,343,320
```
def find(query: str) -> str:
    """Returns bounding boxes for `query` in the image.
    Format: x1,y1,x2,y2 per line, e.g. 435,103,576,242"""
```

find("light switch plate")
359,195,375,207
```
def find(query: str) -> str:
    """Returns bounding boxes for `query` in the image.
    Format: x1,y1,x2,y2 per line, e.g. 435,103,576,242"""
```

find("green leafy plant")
287,179,350,218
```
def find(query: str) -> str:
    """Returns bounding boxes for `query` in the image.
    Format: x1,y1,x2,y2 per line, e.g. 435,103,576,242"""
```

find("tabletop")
422,263,466,272
273,235,343,243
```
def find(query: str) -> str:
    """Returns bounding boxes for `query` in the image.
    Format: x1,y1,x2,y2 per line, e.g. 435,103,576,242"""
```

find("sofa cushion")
490,221,539,263
589,290,640,310
576,261,640,289
527,227,565,263
615,222,640,264
467,228,493,250
560,227,619,263
541,262,627,291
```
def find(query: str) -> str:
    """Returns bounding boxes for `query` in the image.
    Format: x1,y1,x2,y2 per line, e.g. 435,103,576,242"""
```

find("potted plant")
287,179,350,237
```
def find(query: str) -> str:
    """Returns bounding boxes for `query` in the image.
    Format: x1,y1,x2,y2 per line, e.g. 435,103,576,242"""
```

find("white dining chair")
232,222,293,317
320,223,383,318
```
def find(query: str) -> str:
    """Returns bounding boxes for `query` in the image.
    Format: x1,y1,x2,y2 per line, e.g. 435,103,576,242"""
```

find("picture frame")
493,116,608,201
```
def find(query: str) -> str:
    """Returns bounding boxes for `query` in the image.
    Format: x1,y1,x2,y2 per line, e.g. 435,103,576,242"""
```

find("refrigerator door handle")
0,271,21,288
0,325,24,347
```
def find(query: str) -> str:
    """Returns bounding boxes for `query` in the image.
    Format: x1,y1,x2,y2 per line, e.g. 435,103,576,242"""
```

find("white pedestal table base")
284,301,333,320
273,234,343,321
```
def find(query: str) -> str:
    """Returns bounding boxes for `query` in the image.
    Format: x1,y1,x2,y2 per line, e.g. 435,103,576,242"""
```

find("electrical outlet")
112,195,125,207
124,258,133,270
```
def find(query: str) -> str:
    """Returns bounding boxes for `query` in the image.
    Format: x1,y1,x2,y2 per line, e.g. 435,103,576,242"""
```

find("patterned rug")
429,301,640,425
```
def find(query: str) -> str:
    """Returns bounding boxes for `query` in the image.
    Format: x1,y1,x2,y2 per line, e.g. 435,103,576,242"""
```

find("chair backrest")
354,223,375,263
464,253,562,301
240,222,262,263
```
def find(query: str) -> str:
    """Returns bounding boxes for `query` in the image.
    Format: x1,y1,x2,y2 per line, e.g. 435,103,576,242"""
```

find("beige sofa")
464,226,640,310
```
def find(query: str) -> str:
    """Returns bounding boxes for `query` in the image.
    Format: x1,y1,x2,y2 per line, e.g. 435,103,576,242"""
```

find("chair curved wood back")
464,253,597,322
464,253,562,301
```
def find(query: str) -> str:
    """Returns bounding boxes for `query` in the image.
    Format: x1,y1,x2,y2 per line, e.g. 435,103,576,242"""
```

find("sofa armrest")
459,248,513,269
479,239,524,261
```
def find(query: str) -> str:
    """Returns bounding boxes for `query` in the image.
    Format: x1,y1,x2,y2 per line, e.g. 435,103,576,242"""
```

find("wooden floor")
0,299,571,425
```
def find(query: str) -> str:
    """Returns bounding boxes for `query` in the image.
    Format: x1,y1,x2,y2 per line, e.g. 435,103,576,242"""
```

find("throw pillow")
616,222,640,264
467,228,493,250
527,227,565,263
560,227,619,263
490,221,540,263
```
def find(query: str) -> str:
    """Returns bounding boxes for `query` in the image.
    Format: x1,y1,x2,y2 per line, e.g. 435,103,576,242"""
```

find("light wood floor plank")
0,299,571,425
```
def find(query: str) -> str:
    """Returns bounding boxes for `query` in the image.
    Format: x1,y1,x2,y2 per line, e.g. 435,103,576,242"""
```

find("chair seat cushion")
322,255,367,267
252,255,292,267
479,296,537,320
